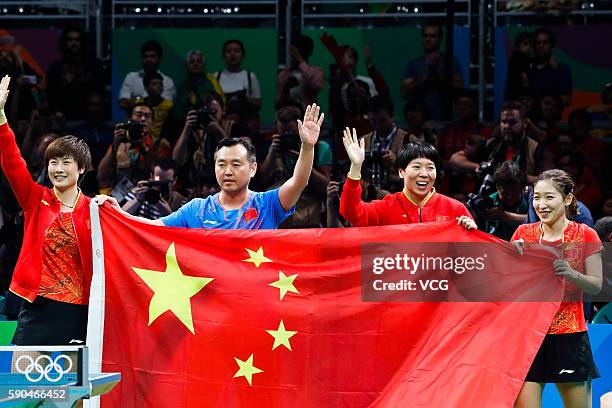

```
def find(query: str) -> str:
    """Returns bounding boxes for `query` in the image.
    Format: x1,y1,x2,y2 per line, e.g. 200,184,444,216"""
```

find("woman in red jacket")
512,169,602,408
339,126,476,228
0,75,94,345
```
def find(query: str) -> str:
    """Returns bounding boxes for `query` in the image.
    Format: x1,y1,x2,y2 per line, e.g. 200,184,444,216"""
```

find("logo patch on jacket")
243,208,258,222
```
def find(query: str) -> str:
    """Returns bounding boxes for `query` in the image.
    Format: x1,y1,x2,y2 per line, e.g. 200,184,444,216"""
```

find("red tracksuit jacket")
339,177,471,226
0,122,93,302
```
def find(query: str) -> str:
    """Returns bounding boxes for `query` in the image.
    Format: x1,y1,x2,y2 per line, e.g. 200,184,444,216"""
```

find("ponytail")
566,194,578,219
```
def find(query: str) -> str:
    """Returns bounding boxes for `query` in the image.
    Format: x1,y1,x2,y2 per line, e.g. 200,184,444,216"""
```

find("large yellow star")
132,243,213,334
269,271,299,300
242,246,272,268
266,319,297,351
233,354,263,386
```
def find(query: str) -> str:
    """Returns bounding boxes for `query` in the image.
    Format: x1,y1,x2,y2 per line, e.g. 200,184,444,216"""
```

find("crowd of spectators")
0,23,611,318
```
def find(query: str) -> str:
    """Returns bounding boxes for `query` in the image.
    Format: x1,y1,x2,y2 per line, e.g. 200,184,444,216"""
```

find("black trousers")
12,297,88,346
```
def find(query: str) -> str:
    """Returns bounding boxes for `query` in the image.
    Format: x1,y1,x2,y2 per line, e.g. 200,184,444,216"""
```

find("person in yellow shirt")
141,72,173,141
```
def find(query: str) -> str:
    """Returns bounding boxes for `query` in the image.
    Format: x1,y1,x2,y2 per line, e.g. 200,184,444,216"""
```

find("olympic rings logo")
14,354,73,383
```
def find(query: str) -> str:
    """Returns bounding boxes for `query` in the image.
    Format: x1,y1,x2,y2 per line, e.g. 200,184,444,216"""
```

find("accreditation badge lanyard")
371,126,397,158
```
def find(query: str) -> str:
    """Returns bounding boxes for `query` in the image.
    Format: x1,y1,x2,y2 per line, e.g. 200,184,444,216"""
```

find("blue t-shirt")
160,188,294,229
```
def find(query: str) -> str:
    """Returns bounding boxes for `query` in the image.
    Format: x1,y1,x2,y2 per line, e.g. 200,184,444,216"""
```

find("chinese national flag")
88,207,562,408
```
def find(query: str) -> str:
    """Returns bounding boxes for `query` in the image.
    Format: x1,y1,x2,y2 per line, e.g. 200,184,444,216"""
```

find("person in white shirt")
214,39,262,112
118,40,176,112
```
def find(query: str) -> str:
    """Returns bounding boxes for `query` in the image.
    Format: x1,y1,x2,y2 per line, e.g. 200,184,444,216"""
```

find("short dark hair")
341,45,359,64
538,93,563,121
143,72,163,88
59,24,86,55
453,88,478,104
500,100,526,120
554,129,578,144
421,24,443,39
594,216,612,242
141,40,163,57
215,137,257,164
368,95,394,115
403,98,426,117
154,158,176,172
222,39,245,56
514,31,534,48
556,152,585,176
534,28,556,47
276,106,302,124
291,35,314,60
44,135,92,171
202,91,225,110
396,141,439,169
568,108,592,127
539,93,562,106
494,160,526,187
130,101,154,120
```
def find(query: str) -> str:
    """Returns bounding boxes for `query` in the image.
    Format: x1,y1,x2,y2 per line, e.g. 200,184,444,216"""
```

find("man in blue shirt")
96,103,325,230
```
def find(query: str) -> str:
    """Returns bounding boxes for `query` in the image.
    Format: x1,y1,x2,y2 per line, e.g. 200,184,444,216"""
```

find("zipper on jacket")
418,208,422,223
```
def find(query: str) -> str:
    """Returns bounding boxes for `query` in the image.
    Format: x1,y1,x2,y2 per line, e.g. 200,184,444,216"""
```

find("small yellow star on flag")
266,319,297,351
269,271,299,300
233,354,263,386
242,246,272,268
132,242,213,334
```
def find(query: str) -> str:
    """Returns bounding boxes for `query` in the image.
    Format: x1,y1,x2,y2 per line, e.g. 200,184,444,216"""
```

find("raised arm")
0,75,42,210
338,127,386,226
364,45,390,98
278,103,324,211
172,111,197,167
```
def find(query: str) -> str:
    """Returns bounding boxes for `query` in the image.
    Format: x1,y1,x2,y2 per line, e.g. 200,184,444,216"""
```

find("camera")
117,120,144,143
142,180,171,204
279,131,301,153
466,161,497,214
477,161,496,178
195,106,216,129
466,193,496,213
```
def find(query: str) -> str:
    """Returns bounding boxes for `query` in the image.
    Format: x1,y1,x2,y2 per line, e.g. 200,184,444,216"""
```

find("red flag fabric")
93,208,562,407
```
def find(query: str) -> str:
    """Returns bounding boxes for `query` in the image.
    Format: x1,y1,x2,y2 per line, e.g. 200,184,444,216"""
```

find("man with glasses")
449,100,553,185
400,24,464,121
